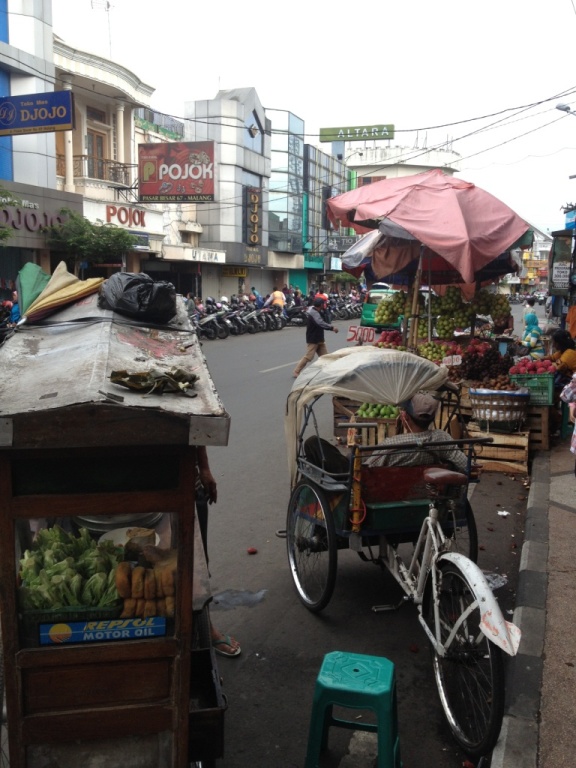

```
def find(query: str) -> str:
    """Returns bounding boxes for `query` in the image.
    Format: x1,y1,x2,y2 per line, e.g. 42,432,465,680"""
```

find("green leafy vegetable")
19,526,123,610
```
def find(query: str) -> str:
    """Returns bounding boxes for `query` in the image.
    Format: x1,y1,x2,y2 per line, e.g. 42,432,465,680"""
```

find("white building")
344,144,461,185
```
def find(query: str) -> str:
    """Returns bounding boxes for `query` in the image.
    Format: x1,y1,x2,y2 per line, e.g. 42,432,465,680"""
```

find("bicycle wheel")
441,499,478,562
427,560,505,758
286,481,337,612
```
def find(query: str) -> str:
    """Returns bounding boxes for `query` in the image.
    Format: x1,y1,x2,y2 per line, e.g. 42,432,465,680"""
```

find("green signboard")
319,125,394,143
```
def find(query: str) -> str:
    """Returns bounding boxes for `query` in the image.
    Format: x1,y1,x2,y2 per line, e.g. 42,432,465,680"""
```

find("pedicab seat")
359,463,462,537
297,436,350,491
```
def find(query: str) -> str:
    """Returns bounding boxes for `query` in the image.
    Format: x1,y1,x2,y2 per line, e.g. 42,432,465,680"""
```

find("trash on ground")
483,572,508,590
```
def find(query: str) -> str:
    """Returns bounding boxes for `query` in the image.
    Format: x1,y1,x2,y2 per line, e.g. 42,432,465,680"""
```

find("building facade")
0,1,84,298
184,92,349,298
0,5,353,301
53,41,214,294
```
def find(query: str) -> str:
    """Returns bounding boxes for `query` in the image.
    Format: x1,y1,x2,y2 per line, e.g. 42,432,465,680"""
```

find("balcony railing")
56,154,137,186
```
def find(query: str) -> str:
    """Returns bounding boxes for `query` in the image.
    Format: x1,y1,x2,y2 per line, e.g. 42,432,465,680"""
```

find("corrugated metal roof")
0,294,229,447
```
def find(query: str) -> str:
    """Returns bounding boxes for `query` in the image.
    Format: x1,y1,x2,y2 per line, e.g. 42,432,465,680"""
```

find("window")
87,130,106,179
87,106,107,124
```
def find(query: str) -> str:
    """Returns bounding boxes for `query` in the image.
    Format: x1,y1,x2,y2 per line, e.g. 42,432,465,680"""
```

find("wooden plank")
475,459,528,474
466,424,529,447
466,423,529,473
21,705,173,743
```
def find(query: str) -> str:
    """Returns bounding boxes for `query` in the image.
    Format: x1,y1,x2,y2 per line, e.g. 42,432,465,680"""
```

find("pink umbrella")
326,169,530,284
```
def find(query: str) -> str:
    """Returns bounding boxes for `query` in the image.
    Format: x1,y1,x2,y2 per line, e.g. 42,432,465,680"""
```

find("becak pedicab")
284,346,520,758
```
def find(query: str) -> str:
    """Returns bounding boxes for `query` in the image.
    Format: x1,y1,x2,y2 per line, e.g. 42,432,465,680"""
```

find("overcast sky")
52,0,576,235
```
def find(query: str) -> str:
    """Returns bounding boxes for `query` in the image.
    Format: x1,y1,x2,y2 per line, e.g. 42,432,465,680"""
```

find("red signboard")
138,141,215,203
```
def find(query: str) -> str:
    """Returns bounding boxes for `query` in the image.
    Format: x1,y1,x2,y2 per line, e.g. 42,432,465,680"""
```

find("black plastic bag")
99,272,176,324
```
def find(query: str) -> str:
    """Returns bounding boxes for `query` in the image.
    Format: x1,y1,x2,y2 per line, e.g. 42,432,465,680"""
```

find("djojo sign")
243,187,262,246
0,91,74,136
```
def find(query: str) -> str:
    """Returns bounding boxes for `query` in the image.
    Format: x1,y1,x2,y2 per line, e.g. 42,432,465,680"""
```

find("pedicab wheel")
286,480,337,613
441,499,478,563
427,561,505,758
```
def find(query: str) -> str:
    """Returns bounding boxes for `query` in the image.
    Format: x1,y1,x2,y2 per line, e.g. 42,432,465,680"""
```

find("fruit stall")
0,293,230,768
348,286,556,470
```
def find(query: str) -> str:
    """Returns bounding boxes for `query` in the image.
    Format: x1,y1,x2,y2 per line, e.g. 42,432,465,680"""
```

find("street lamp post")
556,104,576,178
556,103,576,115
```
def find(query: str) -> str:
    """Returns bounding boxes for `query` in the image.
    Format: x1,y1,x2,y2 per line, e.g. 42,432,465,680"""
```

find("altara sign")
319,124,395,143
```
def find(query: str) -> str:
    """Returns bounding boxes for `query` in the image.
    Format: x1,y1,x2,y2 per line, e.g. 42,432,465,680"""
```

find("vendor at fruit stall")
492,312,514,335
545,329,576,388
515,312,545,360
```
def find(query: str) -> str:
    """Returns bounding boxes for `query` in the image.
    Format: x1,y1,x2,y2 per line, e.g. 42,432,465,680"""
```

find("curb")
490,450,549,768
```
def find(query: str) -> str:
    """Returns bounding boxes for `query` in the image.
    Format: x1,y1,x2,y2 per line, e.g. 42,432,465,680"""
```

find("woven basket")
469,388,530,433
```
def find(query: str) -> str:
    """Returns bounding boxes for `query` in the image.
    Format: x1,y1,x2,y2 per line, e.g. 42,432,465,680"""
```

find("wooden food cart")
0,293,230,768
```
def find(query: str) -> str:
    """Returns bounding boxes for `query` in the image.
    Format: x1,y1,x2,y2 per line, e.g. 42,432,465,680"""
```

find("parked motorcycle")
189,312,218,340
285,305,308,326
213,308,232,339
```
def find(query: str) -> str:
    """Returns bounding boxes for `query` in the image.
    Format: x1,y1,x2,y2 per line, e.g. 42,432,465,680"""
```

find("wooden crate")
525,405,550,452
466,422,529,474
457,392,549,453
333,397,398,446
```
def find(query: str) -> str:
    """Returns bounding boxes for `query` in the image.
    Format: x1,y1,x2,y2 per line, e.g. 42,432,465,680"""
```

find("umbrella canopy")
21,261,104,324
16,262,51,315
326,169,531,284
341,230,523,288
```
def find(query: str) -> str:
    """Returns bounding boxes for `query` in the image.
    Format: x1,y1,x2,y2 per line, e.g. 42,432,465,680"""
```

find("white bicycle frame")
373,498,521,657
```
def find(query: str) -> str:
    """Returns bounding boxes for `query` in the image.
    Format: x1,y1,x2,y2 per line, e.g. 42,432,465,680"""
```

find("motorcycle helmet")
215,302,222,309
205,297,214,305
220,296,229,305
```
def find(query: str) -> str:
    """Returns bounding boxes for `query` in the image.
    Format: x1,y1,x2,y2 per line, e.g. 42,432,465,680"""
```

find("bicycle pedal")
372,597,409,613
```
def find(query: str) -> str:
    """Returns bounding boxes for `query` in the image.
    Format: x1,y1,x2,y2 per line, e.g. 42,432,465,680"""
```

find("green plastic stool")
305,651,402,768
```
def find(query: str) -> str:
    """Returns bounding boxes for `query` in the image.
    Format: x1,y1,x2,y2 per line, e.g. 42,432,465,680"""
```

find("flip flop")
212,634,241,658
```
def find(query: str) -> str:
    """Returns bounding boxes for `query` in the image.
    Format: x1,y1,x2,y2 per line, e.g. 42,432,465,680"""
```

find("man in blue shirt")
9,291,20,325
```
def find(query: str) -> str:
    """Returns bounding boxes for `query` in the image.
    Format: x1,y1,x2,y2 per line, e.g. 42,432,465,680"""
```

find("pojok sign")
138,141,215,203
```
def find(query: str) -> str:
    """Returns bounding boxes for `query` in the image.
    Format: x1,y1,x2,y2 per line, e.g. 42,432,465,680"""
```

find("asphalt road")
199,317,527,768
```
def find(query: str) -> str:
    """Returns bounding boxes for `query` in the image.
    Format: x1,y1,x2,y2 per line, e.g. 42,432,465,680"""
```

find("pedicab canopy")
0,290,230,450
285,347,448,486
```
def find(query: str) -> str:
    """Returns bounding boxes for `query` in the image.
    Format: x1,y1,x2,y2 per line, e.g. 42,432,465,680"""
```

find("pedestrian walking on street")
560,373,576,476
293,297,338,378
